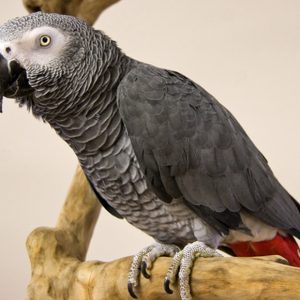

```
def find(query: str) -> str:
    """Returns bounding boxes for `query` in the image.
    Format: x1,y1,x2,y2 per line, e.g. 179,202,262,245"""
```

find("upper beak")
0,53,33,112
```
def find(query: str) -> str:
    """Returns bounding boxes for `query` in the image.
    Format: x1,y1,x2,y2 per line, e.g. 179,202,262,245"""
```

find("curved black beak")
0,54,33,112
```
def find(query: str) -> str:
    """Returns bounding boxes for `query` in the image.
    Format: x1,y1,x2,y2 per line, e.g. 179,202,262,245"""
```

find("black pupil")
42,36,49,44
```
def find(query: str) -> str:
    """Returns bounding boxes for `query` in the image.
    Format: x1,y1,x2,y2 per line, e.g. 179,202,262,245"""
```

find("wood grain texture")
25,167,300,300
26,166,101,300
23,0,120,25
27,228,300,300
23,1,300,299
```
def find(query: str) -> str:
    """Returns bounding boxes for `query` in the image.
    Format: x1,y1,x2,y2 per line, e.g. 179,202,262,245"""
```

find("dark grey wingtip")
0,95,3,113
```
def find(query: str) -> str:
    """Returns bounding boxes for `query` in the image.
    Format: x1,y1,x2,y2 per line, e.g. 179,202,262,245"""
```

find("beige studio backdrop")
0,0,299,299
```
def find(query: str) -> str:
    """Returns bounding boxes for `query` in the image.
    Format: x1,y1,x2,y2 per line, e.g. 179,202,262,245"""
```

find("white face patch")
0,26,68,68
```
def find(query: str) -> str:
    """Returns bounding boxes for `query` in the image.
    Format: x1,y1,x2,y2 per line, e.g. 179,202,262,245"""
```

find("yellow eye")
40,35,51,47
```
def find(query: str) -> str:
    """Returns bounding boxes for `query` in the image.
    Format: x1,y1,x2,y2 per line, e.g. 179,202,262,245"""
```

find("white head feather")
0,26,68,68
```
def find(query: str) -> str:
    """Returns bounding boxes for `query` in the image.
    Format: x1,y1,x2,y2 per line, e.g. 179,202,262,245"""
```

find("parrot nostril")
5,47,11,54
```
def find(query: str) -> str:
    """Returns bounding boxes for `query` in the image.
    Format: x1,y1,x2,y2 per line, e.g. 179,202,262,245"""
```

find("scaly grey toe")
164,241,223,300
128,243,180,298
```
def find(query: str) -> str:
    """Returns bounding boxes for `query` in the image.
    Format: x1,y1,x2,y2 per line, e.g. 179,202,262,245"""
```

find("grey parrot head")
0,12,114,119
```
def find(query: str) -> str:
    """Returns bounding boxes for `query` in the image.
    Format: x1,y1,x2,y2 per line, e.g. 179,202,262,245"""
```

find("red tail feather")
229,233,300,267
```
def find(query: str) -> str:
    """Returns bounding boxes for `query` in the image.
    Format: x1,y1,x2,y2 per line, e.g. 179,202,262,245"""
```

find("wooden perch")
26,169,300,300
22,1,300,299
23,0,120,25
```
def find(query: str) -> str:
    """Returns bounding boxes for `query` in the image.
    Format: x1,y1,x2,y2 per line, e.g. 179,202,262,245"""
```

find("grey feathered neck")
8,13,133,123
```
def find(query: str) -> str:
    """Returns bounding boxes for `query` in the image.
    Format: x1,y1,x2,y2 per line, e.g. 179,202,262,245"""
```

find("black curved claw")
141,261,151,279
128,282,138,299
164,278,173,294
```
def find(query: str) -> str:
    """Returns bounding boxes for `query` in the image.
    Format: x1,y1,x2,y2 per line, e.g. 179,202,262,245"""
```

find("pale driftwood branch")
26,167,300,300
26,168,300,300
26,166,101,300
23,0,120,25
22,1,300,299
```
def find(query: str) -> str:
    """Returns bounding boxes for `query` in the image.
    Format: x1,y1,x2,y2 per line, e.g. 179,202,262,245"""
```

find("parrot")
0,12,299,300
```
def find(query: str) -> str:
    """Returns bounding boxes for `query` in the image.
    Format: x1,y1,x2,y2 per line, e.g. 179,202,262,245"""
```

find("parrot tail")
229,233,300,267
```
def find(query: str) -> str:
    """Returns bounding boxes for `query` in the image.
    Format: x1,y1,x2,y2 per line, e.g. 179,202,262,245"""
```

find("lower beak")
0,54,33,112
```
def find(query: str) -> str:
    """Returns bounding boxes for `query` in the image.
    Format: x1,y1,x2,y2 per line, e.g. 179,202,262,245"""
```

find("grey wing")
117,65,300,237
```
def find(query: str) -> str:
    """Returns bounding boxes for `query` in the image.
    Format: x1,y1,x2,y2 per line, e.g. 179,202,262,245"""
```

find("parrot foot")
164,241,223,300
127,243,180,298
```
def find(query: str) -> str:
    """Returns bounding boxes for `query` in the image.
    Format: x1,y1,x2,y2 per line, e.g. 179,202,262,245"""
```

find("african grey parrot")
0,12,299,300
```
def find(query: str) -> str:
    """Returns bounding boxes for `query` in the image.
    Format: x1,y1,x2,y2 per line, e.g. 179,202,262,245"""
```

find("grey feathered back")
118,65,300,237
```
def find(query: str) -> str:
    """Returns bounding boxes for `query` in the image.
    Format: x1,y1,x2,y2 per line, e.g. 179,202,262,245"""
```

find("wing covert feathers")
117,64,300,236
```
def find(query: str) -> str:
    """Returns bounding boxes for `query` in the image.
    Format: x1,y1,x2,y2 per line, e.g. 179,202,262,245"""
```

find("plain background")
0,0,299,298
